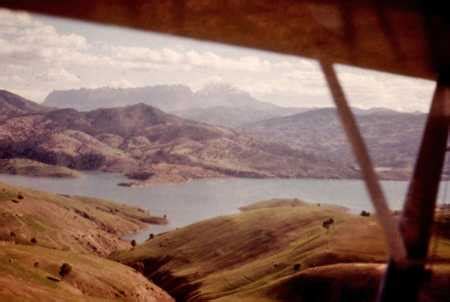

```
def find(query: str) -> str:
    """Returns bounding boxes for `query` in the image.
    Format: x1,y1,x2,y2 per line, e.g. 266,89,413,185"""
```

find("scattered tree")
360,210,371,217
30,237,37,244
322,218,334,230
293,263,301,271
59,263,72,277
131,239,137,247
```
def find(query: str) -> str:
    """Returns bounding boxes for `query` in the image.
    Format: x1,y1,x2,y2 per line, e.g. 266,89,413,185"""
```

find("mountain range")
242,108,428,175
44,84,309,127
1,85,435,182
0,90,356,184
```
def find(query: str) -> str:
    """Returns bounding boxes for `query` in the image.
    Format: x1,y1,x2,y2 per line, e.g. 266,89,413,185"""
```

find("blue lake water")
1,172,449,242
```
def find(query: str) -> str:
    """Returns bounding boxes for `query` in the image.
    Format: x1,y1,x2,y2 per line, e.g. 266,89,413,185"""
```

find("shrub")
360,210,371,217
17,193,24,200
30,237,37,244
131,239,137,247
59,263,72,277
322,218,334,230
293,263,301,271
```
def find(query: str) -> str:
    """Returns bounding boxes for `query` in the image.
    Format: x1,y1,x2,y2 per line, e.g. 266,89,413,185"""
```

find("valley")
0,4,445,301
2,178,449,302
0,84,445,301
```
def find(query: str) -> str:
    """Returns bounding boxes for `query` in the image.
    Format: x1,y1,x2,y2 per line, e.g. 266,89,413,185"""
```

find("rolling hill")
0,181,166,256
0,181,173,302
113,199,450,302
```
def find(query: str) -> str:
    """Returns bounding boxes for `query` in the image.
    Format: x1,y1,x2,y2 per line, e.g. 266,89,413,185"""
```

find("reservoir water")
1,172,449,242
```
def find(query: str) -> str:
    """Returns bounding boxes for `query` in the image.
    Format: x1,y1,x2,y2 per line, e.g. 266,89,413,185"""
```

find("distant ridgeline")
0,88,432,183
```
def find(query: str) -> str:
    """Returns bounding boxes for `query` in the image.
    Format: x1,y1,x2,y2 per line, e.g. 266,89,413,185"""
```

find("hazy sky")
0,8,437,111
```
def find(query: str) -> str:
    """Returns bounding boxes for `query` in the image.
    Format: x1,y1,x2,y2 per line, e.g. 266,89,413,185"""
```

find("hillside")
175,105,308,128
0,181,173,301
243,108,428,176
0,244,173,302
113,200,450,301
0,90,49,121
0,181,167,256
41,85,435,179
43,84,309,127
0,158,80,178
0,93,357,184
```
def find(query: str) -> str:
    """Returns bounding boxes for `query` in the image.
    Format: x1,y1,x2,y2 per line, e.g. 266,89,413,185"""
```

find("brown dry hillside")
0,244,174,302
0,181,166,256
0,181,174,301
0,90,358,184
0,89,49,121
0,158,80,178
113,200,450,302
243,108,429,178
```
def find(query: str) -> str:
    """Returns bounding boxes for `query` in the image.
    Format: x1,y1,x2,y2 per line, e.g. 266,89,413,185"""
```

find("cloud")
108,79,135,88
109,46,273,72
0,8,437,112
36,68,81,83
185,50,272,72
0,9,88,66
335,64,435,111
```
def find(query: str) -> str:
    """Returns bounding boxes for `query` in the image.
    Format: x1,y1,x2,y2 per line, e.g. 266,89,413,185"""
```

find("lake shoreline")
1,172,448,244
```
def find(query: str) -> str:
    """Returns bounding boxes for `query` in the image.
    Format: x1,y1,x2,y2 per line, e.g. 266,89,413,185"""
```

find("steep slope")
244,108,428,176
0,181,167,256
0,244,174,302
113,200,450,302
0,90,48,121
0,99,357,183
0,181,173,302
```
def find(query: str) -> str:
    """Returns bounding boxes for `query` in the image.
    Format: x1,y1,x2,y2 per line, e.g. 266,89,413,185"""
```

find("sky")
0,8,437,112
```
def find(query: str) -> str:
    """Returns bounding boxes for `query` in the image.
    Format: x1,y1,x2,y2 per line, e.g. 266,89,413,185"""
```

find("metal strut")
377,72,450,302
320,62,450,302
320,62,406,262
